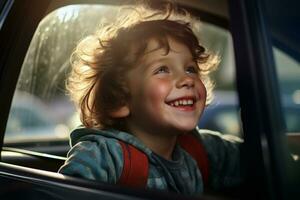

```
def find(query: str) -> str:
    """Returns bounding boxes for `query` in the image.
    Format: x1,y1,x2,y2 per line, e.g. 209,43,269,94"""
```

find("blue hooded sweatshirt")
58,127,242,196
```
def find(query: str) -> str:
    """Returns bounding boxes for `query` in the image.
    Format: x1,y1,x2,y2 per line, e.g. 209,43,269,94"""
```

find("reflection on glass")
273,47,300,134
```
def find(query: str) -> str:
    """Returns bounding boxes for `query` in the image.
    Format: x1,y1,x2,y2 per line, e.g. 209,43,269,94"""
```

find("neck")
127,125,178,160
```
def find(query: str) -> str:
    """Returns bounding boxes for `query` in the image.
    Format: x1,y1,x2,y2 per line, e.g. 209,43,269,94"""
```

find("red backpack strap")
178,134,210,185
117,141,149,187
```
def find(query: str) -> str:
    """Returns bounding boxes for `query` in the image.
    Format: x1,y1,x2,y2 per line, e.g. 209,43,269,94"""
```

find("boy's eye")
186,66,199,74
155,66,169,74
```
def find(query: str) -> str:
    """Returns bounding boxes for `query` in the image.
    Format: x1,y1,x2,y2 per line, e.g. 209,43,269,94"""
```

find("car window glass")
273,47,300,133
198,26,241,137
3,4,241,154
263,0,300,191
269,46,300,166
4,5,118,145
273,29,300,197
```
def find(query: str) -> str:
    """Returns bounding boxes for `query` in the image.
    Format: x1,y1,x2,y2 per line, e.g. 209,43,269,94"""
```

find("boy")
59,3,242,196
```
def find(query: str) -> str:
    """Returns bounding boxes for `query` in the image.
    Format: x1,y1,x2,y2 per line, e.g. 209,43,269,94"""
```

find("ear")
109,105,130,118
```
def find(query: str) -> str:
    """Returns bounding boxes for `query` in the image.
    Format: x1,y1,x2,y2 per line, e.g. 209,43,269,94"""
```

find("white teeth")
169,99,194,107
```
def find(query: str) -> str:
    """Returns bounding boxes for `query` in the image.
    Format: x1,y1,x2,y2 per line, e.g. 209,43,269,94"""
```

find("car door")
229,0,300,199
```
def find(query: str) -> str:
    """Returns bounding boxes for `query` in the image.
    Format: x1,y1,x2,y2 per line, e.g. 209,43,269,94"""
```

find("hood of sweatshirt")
69,126,153,156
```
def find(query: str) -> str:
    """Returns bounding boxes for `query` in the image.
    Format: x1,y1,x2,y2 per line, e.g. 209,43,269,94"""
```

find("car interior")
0,0,299,199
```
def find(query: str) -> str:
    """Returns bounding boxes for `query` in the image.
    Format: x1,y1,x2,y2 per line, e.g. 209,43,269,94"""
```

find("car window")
3,4,241,154
271,23,300,188
273,48,300,133
3,5,118,146
262,0,300,194
262,0,300,135
197,23,241,136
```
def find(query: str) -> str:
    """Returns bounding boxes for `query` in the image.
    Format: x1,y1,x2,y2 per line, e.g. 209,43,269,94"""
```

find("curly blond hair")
67,3,219,130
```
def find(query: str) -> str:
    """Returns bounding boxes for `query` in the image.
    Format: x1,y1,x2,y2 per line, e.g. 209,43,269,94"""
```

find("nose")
176,74,195,89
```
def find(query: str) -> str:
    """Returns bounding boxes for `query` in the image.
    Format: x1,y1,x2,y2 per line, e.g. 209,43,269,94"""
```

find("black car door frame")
0,0,52,151
229,0,291,199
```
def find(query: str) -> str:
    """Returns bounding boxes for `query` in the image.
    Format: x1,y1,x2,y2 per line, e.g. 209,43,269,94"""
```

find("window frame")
229,0,294,199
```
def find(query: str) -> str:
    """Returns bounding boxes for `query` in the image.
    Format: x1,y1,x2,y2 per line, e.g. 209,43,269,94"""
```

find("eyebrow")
141,56,168,69
141,55,196,71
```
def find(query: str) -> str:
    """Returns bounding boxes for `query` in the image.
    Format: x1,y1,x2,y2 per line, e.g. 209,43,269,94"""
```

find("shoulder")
192,127,242,160
194,127,243,147
193,127,243,189
69,127,118,145
59,129,124,183
68,134,123,163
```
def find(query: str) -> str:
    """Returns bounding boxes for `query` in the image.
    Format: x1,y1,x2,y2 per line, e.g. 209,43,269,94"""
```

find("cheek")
196,79,207,101
146,79,172,105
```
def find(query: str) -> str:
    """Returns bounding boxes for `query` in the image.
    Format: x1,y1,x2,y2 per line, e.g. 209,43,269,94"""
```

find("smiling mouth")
166,98,196,108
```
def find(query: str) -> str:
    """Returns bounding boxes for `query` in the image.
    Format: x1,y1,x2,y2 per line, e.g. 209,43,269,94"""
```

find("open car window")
3,5,119,146
0,0,299,199
273,47,300,133
3,4,240,155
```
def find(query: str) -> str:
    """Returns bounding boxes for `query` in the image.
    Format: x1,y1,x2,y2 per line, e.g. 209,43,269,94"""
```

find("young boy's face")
125,37,206,135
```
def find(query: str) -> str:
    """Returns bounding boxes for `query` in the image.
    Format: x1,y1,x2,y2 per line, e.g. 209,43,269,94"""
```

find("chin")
174,124,197,133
